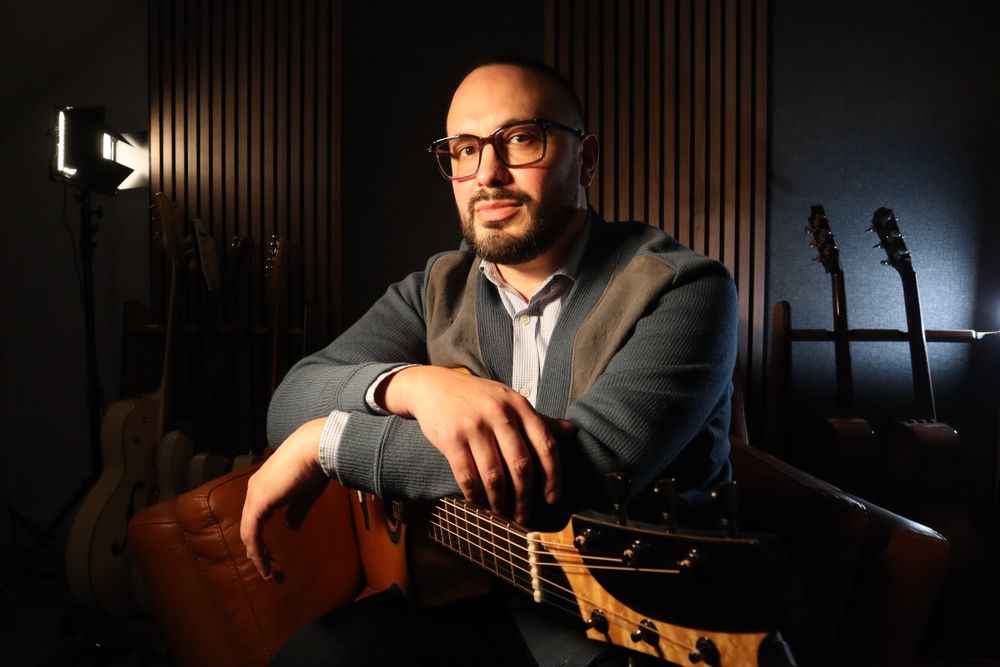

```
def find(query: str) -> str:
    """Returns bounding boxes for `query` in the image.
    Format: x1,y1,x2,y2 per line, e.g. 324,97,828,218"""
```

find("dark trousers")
270,587,540,667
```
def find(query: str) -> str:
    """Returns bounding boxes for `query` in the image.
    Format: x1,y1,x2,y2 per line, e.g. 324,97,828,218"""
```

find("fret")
475,506,499,576
456,500,471,560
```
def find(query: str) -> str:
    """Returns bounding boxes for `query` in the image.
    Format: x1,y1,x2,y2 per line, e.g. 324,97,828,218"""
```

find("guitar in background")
66,192,183,615
232,234,288,471
187,235,254,488
798,206,878,499
869,207,963,511
870,207,997,647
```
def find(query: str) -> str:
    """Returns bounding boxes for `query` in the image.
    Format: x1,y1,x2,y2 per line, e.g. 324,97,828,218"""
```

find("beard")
461,185,577,265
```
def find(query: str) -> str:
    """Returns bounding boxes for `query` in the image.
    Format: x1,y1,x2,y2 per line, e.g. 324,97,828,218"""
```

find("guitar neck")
897,267,936,420
829,271,856,414
428,497,535,597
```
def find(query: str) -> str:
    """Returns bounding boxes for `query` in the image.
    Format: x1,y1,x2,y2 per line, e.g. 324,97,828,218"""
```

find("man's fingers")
466,433,508,516
521,413,564,505
443,444,487,507
241,504,275,579
493,423,534,524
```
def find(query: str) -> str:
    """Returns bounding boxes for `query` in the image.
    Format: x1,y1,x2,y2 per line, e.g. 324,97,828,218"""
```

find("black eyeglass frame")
426,118,585,181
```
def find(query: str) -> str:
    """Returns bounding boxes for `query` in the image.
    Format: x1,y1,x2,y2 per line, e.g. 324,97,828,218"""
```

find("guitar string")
430,503,698,654
433,500,685,574
429,516,681,575
430,505,698,654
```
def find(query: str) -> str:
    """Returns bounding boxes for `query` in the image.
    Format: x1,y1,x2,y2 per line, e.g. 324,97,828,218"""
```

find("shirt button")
519,315,531,325
519,386,531,398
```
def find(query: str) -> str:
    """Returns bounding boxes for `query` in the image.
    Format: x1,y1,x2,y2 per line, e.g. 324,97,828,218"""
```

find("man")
241,55,738,666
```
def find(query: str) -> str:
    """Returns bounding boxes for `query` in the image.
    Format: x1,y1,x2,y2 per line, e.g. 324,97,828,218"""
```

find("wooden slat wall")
148,0,341,452
545,0,768,439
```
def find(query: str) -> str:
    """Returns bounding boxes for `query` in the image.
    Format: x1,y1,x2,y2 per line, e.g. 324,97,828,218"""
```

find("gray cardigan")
267,212,738,515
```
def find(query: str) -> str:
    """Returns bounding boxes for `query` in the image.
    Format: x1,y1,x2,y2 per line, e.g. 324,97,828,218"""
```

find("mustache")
467,189,531,218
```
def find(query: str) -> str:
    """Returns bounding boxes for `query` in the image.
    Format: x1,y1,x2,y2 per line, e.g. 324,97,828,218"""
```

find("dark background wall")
339,1,543,327
0,1,149,550
768,0,1000,519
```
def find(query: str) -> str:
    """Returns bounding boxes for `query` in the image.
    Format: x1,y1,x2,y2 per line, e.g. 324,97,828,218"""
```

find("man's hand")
380,366,573,523
240,418,329,580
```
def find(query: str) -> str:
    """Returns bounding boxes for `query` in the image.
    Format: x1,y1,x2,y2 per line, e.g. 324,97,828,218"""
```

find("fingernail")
547,490,559,504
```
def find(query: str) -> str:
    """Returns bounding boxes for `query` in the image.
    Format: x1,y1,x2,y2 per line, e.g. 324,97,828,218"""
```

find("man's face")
445,65,588,265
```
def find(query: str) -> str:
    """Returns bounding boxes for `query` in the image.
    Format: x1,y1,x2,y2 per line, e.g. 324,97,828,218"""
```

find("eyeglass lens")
435,123,546,179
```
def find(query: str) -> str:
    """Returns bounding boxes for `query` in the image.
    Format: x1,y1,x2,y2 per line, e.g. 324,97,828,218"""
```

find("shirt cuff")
318,410,351,479
365,364,419,414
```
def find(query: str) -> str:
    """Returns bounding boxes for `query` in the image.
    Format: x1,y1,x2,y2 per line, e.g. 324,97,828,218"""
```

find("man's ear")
579,134,599,188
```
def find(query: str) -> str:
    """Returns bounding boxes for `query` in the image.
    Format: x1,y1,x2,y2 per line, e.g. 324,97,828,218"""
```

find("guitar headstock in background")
869,207,913,275
264,234,288,299
805,204,842,276
150,192,186,268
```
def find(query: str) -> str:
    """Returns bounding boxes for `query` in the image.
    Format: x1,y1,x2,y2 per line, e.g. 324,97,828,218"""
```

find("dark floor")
0,546,171,667
3,545,1000,667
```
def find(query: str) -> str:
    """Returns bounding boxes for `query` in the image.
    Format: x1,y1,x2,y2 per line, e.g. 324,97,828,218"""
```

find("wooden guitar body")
65,395,160,615
884,420,962,515
156,430,193,501
348,491,492,607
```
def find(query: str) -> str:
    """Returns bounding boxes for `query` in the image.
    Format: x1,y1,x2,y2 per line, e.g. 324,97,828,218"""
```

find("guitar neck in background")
806,204,857,416
896,265,936,421
870,206,936,422
829,268,856,414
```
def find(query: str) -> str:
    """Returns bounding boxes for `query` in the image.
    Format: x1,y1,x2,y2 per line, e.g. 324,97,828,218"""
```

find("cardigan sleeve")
265,269,430,447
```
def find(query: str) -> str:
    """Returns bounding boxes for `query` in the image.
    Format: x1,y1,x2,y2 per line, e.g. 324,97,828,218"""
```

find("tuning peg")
880,259,891,266
583,609,610,634
710,481,739,533
865,226,874,233
873,243,883,249
652,477,679,530
604,472,630,525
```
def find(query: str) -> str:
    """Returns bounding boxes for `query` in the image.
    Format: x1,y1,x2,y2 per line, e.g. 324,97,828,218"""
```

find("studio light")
52,106,133,195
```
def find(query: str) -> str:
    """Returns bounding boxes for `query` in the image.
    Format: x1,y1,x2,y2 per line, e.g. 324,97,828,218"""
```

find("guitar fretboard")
428,497,535,597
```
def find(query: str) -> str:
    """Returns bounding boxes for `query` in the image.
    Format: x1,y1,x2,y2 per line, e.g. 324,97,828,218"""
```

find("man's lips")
475,200,523,223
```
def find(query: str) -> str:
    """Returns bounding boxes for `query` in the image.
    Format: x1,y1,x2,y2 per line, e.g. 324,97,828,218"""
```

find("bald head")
447,60,584,136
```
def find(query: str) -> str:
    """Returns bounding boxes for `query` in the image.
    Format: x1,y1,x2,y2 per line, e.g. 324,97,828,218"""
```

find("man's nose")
475,144,511,187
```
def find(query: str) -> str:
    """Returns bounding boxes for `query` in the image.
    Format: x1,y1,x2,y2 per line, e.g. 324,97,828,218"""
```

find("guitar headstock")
225,235,255,288
805,204,842,276
264,234,288,298
150,192,187,268
869,207,912,275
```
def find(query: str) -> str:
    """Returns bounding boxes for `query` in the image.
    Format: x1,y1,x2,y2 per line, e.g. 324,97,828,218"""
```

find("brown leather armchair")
128,440,949,667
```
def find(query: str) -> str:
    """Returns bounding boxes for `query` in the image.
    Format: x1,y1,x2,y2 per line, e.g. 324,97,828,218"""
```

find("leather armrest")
730,441,869,667
130,464,365,667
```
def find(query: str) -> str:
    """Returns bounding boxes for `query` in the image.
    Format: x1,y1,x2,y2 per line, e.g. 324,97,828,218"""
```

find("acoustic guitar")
65,192,184,615
348,492,798,666
868,207,963,511
799,206,878,499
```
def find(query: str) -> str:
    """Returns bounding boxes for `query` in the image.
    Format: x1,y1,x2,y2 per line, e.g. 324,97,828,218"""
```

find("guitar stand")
1,188,106,596
765,299,998,457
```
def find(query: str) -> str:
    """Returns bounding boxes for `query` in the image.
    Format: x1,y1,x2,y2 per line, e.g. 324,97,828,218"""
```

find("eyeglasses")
427,118,584,180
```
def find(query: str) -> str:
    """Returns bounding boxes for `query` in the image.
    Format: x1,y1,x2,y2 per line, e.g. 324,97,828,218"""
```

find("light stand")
78,190,104,477
0,190,105,596
0,108,132,597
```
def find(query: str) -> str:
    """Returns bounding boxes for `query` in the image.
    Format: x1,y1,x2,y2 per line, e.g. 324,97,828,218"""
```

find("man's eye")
508,133,534,144
452,142,478,158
